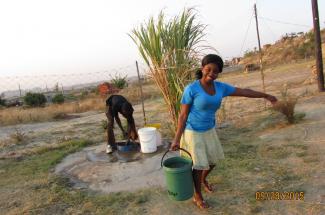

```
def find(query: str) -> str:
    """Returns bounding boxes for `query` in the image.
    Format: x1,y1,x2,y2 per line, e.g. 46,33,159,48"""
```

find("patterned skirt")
180,127,225,170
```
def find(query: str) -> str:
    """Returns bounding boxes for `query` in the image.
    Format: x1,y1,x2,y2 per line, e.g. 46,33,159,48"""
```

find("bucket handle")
160,147,192,167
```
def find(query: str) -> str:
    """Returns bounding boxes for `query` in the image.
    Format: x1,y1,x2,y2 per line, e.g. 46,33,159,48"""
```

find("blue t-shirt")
181,80,236,132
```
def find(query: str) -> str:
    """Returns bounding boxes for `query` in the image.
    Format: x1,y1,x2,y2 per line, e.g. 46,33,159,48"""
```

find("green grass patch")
0,139,154,214
210,119,311,213
303,156,320,163
258,145,291,159
296,151,308,157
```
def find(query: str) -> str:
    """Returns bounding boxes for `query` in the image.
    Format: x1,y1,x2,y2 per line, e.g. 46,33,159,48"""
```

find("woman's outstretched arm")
230,88,277,104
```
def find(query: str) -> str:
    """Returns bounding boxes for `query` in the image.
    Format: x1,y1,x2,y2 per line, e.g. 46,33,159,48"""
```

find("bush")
52,93,65,104
244,49,256,58
24,92,47,107
10,127,27,144
90,87,99,94
110,73,128,89
273,98,297,124
295,41,315,59
80,91,89,99
0,97,6,106
64,93,78,101
272,85,302,124
101,119,108,130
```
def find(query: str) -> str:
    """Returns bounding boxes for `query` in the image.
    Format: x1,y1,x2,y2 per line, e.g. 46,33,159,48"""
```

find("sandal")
192,198,210,209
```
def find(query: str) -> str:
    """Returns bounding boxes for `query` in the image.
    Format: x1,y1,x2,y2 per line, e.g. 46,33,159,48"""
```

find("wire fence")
0,62,149,102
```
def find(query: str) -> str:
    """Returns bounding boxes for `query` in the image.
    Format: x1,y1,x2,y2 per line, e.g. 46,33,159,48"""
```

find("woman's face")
201,63,220,82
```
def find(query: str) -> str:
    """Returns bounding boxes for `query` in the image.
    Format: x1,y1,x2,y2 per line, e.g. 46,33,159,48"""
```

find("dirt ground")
1,60,324,214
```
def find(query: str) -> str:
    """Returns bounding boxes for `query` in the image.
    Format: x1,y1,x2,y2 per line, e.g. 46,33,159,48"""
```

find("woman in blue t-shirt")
170,54,277,209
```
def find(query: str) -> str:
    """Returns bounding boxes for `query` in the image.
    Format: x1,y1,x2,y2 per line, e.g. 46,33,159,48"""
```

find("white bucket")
156,130,162,146
138,127,157,153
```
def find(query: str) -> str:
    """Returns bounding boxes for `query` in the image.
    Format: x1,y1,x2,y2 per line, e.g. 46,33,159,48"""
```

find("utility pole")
136,61,147,125
311,0,325,92
18,83,22,97
254,3,266,107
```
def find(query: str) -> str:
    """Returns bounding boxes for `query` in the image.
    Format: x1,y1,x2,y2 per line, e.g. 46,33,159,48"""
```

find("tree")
24,92,47,107
130,8,208,131
54,83,59,92
0,97,6,106
52,93,65,104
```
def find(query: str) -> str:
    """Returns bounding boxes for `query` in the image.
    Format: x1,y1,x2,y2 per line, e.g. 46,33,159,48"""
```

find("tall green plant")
130,8,207,131
110,72,128,89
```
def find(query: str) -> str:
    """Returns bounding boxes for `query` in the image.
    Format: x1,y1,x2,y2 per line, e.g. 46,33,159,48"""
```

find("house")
231,57,242,65
244,63,260,72
98,82,119,96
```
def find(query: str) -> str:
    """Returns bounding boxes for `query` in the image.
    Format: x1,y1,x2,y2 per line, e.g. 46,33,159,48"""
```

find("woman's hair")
195,54,224,79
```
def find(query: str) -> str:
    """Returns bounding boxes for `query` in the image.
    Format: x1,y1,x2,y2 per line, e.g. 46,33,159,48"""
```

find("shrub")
110,72,128,89
244,49,256,58
273,99,297,124
0,97,6,106
64,93,78,101
295,41,315,59
53,112,68,120
101,119,108,130
80,91,89,99
90,87,98,94
272,85,303,124
52,93,65,104
10,127,27,144
24,92,47,107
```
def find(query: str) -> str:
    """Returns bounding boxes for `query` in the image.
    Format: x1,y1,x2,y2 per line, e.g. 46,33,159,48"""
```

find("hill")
240,29,325,66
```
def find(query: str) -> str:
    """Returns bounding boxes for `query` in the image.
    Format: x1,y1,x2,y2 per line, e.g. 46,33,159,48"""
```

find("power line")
258,16,311,28
238,11,254,57
260,19,278,41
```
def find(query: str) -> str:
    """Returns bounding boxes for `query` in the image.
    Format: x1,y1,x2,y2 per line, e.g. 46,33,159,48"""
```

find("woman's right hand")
265,94,278,105
170,140,180,151
170,104,190,151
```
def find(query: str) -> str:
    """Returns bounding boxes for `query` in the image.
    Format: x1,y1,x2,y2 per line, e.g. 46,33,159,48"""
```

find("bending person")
105,95,138,153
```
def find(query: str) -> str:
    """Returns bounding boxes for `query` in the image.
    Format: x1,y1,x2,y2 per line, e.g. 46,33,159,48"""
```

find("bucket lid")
138,127,156,134
145,123,161,129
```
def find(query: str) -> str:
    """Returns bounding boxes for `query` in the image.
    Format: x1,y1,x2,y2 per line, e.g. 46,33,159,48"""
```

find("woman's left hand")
265,95,277,105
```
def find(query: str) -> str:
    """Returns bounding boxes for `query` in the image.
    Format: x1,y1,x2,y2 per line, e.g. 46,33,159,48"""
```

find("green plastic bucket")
161,148,194,201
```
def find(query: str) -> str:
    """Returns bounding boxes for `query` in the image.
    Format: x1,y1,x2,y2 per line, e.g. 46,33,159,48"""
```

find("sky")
0,0,324,91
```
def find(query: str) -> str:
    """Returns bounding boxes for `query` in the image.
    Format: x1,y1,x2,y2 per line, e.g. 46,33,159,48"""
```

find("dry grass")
272,85,300,124
0,81,162,126
0,96,106,126
273,99,297,124
0,127,27,148
118,82,161,104
9,127,27,143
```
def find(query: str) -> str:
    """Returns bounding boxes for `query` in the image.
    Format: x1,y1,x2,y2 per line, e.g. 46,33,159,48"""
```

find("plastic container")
161,148,193,201
116,141,139,152
145,123,162,146
138,127,157,153
156,131,162,146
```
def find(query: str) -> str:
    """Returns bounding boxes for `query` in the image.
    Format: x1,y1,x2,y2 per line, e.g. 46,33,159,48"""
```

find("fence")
0,63,148,104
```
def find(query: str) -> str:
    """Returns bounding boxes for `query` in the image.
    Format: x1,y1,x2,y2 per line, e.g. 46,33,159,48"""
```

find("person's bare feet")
202,180,213,193
193,197,209,209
